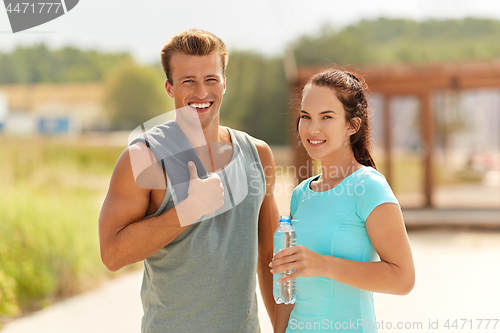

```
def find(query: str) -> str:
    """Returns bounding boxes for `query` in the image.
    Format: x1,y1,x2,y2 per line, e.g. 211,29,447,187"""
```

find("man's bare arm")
253,138,280,328
98,143,223,271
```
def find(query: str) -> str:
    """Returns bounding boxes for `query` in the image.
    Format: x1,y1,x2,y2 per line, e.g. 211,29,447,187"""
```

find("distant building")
0,83,108,135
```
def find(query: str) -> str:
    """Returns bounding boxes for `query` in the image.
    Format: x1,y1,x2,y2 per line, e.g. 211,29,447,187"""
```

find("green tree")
103,61,173,130
221,51,289,144
0,44,131,84
293,18,500,66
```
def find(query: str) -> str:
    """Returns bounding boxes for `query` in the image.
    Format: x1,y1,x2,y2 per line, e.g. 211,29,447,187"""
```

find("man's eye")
207,78,217,82
183,80,193,83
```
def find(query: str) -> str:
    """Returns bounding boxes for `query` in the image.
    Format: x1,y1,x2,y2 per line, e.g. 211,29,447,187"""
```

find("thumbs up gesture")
185,161,225,218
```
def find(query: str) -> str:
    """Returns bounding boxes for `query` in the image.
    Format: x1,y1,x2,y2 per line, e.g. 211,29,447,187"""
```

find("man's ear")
165,80,174,98
223,76,226,95
348,117,362,135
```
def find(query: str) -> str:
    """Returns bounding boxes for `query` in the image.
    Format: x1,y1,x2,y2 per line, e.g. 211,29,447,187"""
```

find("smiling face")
299,85,358,161
165,52,226,128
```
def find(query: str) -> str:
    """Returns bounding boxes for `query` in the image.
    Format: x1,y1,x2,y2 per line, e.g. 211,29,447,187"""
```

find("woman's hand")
270,245,326,283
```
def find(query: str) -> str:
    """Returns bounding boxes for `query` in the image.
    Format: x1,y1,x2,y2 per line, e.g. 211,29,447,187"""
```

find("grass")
0,136,134,324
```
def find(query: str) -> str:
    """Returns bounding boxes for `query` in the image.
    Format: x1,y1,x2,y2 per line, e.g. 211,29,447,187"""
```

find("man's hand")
181,161,224,223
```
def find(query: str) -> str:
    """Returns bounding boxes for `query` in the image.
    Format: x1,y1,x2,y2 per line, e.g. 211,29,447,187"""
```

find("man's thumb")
187,161,199,180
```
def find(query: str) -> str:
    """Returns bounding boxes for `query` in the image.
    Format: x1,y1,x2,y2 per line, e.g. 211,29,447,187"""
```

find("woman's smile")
307,139,327,147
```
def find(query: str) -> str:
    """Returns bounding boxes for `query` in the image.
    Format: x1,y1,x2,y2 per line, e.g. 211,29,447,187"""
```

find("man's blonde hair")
161,29,228,84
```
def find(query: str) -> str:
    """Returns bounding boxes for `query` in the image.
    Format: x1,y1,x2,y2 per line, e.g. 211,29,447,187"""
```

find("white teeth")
309,140,325,144
190,102,211,108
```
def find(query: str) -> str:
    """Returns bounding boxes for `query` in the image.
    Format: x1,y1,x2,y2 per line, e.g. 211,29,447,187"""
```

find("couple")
98,29,415,333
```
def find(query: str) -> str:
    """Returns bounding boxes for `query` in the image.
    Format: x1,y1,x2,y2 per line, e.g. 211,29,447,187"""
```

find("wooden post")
420,91,435,207
383,95,393,186
290,80,312,183
285,48,313,183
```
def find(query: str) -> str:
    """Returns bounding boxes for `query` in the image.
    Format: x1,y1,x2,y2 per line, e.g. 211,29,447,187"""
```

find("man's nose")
194,82,208,99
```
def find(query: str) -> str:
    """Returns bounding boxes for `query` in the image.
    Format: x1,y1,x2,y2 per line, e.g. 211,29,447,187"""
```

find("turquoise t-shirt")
286,166,399,333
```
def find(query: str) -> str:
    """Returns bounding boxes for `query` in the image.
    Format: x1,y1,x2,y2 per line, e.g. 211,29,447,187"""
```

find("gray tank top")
131,125,266,333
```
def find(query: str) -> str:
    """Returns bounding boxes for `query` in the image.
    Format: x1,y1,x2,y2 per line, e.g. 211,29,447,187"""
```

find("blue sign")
38,117,70,134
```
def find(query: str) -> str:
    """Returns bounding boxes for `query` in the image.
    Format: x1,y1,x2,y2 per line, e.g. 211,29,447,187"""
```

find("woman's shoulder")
290,175,318,205
290,175,319,216
355,166,390,186
293,174,319,193
354,166,399,219
353,166,397,202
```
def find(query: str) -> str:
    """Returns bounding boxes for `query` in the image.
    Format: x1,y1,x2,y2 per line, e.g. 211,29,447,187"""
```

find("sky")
1,0,500,64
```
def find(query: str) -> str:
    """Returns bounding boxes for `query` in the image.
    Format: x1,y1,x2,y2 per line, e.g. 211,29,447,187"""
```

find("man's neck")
201,122,224,144
177,121,232,172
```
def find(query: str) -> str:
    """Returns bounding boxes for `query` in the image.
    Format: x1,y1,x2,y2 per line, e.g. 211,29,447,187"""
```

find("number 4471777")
6,3,62,14
444,319,499,330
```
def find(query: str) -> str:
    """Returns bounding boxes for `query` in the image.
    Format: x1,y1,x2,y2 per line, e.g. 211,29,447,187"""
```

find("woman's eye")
299,115,310,119
323,116,332,119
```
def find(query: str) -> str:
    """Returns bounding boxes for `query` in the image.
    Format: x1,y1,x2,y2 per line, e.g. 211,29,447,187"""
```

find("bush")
0,267,20,322
0,137,124,322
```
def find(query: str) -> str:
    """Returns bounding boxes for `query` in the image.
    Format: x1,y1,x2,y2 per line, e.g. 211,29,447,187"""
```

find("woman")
270,70,415,332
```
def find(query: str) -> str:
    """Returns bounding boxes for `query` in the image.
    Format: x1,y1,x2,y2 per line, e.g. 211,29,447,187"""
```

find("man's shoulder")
224,126,270,153
231,127,266,147
128,121,173,146
237,130,272,159
224,126,274,168
245,135,274,169
251,136,271,153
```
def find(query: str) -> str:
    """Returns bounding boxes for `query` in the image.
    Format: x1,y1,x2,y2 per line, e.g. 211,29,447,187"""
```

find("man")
98,29,279,333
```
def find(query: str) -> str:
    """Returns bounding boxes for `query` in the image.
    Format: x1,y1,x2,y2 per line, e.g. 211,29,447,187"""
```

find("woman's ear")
348,117,361,136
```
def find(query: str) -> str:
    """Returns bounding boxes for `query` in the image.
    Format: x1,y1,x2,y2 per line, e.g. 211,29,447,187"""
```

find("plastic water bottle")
273,215,296,304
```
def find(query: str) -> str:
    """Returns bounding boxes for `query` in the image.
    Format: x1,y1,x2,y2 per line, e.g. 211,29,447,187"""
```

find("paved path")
1,271,273,333
1,271,145,333
374,230,500,332
3,231,500,333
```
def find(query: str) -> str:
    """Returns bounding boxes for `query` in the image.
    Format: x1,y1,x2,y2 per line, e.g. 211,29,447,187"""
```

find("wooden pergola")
286,57,500,208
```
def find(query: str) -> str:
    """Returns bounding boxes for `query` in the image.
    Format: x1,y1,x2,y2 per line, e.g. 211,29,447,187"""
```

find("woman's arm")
274,304,294,333
270,203,415,295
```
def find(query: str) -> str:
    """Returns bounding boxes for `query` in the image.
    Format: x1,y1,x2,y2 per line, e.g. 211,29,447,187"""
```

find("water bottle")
273,215,296,304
